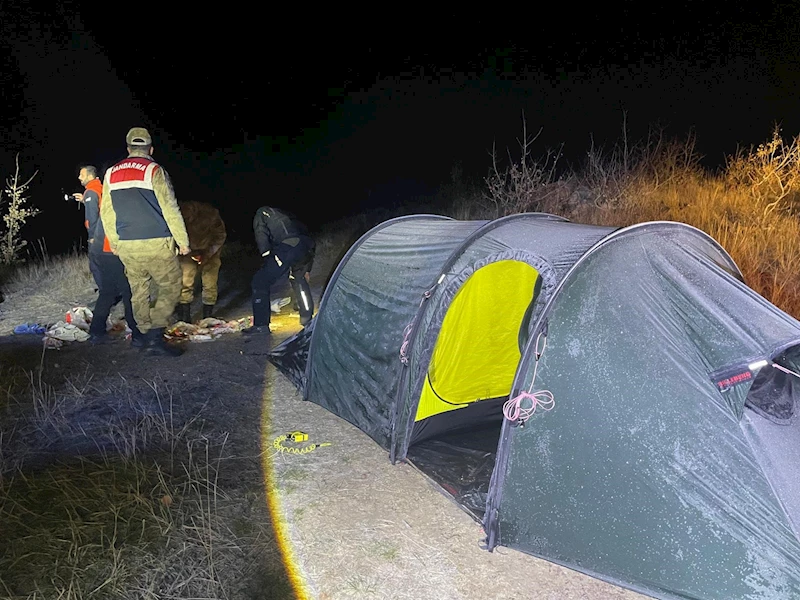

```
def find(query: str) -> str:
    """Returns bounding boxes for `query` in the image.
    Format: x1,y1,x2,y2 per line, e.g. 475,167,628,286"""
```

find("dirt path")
265,361,649,600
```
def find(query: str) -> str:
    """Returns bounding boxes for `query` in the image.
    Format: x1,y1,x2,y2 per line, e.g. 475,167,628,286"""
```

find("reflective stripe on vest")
106,157,171,240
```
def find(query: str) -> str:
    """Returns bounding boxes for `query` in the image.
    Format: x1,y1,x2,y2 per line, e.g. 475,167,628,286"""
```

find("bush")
725,124,800,216
0,155,40,266
483,116,564,217
453,120,800,317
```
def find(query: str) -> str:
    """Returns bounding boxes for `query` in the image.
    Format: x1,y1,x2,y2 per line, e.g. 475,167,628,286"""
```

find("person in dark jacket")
76,164,144,347
243,206,315,334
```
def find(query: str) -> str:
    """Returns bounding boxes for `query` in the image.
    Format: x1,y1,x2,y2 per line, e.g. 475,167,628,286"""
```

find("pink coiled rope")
503,390,555,423
504,332,555,423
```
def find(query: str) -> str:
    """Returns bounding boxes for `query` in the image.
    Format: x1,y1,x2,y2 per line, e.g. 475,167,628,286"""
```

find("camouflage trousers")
117,238,182,333
178,251,221,305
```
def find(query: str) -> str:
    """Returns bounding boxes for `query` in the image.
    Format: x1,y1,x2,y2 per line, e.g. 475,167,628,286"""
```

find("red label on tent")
714,370,752,392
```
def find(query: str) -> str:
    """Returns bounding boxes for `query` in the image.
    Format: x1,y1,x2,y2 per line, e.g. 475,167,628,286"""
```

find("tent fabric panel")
515,227,800,418
416,376,465,420
646,229,795,342
496,232,800,599
396,249,555,458
741,406,800,542
306,218,486,448
480,218,617,278
410,396,506,446
438,246,560,347
414,261,539,422
393,220,618,457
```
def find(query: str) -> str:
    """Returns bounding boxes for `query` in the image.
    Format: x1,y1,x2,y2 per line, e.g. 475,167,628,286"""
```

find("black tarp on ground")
267,320,313,391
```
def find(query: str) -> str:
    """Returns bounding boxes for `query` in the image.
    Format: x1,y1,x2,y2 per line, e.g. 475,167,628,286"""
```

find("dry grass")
0,238,291,598
1,248,95,330
0,367,261,599
6,246,92,293
465,123,800,318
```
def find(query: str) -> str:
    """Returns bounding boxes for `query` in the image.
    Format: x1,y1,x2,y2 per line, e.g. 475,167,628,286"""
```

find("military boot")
175,303,192,323
130,329,146,348
142,328,184,357
202,304,215,319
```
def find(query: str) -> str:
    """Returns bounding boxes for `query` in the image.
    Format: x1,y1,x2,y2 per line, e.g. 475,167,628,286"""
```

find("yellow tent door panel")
415,260,539,422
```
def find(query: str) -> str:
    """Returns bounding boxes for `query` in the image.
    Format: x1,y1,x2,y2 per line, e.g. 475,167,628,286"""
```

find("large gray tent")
268,213,800,599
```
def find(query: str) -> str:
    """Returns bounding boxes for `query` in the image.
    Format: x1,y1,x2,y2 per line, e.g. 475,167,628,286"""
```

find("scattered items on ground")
270,297,291,313
14,307,99,349
12,297,293,348
167,318,249,342
13,323,46,335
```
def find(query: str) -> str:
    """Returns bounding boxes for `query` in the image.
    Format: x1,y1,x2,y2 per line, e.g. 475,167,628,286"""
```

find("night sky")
3,1,800,254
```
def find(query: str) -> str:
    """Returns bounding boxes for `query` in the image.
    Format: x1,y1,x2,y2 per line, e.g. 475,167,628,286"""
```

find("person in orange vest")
75,164,144,346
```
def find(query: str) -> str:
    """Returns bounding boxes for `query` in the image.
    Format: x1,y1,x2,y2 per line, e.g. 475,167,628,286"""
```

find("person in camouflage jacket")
101,127,191,356
174,200,227,323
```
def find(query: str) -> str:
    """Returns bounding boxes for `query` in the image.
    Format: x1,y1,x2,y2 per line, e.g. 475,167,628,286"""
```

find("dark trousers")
88,251,141,338
251,237,314,326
